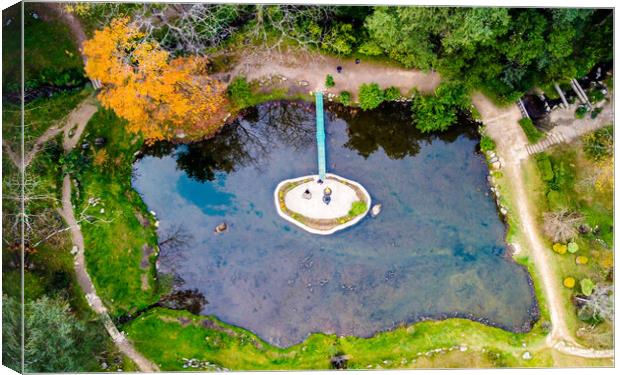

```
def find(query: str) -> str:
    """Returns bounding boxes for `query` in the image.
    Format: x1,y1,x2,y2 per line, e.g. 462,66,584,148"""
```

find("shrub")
228,76,252,108
552,243,567,254
358,83,385,110
576,256,589,265
583,126,613,161
339,91,352,106
567,242,579,253
535,154,554,182
325,74,335,88
543,210,583,243
348,201,368,217
588,89,605,103
518,118,544,143
563,277,576,288
580,278,595,296
384,86,401,101
578,283,613,321
480,135,496,152
575,105,588,119
590,107,602,119
59,150,90,176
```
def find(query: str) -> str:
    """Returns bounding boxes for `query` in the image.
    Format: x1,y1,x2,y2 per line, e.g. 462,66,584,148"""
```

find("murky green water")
133,101,537,347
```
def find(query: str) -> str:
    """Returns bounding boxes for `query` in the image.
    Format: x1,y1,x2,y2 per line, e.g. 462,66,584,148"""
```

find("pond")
133,101,538,347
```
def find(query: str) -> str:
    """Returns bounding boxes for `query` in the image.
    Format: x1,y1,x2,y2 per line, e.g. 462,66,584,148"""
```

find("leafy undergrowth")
123,307,613,371
76,108,162,318
532,132,613,349
227,75,312,112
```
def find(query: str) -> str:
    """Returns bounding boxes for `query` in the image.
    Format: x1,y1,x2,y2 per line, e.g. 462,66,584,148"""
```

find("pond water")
133,101,538,347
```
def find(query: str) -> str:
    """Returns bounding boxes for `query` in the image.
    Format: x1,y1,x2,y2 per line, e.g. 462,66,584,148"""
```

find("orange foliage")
83,18,228,141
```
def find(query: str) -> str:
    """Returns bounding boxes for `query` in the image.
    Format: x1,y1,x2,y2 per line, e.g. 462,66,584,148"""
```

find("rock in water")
371,204,382,217
215,223,228,233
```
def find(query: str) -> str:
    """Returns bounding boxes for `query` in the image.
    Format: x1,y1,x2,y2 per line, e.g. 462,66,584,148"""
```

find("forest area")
66,4,614,139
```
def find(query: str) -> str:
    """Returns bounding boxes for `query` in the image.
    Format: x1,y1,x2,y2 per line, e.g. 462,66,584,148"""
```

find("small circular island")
275,173,371,235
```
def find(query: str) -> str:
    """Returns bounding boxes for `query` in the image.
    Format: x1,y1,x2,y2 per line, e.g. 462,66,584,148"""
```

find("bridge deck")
316,92,326,180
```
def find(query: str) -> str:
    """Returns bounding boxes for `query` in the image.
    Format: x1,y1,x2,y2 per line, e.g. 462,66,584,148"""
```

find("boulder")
94,137,107,146
370,204,382,217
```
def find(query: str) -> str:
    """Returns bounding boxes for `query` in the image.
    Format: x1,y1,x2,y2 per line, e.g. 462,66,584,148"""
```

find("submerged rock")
215,222,228,233
371,204,382,217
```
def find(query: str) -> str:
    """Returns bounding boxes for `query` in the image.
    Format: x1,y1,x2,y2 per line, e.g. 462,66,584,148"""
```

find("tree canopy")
83,17,228,141
364,7,612,102
3,295,107,373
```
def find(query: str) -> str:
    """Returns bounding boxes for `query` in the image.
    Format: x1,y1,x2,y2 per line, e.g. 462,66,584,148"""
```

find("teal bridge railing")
315,92,326,180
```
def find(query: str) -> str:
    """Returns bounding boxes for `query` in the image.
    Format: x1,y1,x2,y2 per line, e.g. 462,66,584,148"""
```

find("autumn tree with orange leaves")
83,18,228,141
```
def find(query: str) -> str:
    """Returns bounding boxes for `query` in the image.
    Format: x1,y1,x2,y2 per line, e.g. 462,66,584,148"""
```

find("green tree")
411,81,470,133
339,91,352,106
358,83,385,110
3,295,96,373
321,23,356,55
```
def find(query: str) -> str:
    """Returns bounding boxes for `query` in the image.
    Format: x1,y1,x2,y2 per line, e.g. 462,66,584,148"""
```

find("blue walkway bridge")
315,92,326,180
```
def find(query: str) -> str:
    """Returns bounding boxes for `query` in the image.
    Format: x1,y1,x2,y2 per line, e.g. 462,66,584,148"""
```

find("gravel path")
473,93,614,360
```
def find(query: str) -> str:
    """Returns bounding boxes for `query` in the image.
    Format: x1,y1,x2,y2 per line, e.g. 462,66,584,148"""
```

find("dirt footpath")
230,50,441,97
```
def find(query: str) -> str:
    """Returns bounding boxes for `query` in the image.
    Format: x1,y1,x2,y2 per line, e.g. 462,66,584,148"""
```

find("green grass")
518,118,544,144
348,200,367,216
76,108,162,318
531,141,613,348
3,3,85,92
124,307,567,371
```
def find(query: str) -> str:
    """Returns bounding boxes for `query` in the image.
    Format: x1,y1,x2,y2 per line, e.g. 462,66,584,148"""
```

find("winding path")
3,95,160,371
59,175,159,372
56,100,160,372
472,93,614,360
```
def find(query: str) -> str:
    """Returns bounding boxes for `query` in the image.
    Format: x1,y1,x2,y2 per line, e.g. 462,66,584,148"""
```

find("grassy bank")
124,308,555,370
529,132,613,349
74,108,163,318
